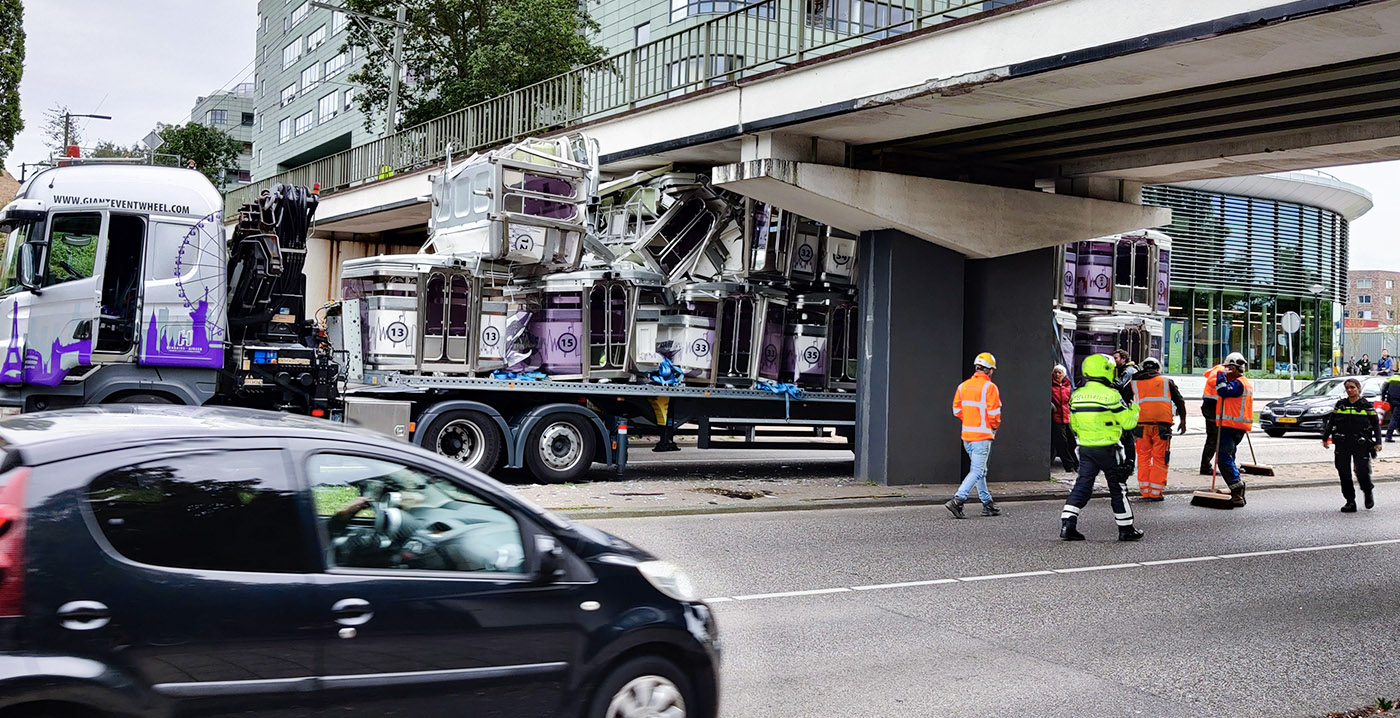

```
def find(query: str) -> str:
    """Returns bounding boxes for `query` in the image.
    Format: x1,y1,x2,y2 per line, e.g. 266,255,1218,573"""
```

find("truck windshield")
0,222,39,296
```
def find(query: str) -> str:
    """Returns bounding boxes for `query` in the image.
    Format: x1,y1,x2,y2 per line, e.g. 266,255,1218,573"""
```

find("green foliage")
157,122,243,189
342,0,607,132
0,0,22,162
41,104,85,156
90,140,146,159
1377,697,1395,711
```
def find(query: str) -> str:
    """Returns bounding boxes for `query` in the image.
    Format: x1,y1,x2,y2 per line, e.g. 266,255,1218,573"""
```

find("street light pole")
308,1,409,136
61,112,112,152
1310,283,1326,377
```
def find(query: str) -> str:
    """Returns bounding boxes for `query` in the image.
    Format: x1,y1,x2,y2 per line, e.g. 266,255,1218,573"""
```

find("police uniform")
1061,354,1143,541
1322,395,1381,511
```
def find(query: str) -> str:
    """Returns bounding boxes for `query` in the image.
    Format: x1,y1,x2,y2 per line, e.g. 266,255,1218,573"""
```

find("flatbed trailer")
346,371,857,482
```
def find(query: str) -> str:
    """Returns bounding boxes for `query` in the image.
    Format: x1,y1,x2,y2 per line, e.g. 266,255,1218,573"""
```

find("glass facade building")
1142,173,1370,378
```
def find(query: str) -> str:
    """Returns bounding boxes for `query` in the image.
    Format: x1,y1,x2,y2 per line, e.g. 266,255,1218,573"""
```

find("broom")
1239,430,1275,476
1191,402,1235,509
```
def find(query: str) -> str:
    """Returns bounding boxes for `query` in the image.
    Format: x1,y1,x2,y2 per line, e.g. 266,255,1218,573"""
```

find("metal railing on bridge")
225,0,1002,215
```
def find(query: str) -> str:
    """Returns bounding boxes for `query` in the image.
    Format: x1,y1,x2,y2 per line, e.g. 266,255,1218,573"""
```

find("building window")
1362,310,1373,320
324,51,348,78
1359,295,1372,304
318,92,338,123
207,109,227,125
242,112,255,126
237,170,252,184
333,10,348,34
1357,278,1373,288
282,38,303,70
667,55,743,90
281,82,298,107
307,25,327,51
1388,295,1394,306
1389,280,1395,289
283,15,290,32
294,110,314,136
301,64,321,90
635,22,651,46
291,2,309,26
344,87,357,112
279,117,292,143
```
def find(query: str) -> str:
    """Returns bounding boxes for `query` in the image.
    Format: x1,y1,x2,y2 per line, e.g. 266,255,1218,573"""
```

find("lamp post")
1310,283,1326,377
309,1,408,136
61,112,112,152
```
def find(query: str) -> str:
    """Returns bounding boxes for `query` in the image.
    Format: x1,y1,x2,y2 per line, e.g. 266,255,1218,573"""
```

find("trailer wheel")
423,410,502,474
525,413,596,483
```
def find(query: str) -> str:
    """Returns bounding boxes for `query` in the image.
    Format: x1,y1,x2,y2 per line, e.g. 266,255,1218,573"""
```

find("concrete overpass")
239,0,1400,486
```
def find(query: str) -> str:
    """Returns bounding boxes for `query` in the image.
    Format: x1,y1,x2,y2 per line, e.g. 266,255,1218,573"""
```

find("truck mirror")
17,244,41,294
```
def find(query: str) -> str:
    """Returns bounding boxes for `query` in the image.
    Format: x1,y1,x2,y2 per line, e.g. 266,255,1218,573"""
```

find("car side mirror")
534,534,567,584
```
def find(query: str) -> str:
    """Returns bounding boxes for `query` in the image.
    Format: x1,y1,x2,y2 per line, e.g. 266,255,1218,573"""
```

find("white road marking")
701,537,1400,605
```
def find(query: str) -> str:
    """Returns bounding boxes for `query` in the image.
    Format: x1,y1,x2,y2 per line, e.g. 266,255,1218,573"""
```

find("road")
590,485,1400,717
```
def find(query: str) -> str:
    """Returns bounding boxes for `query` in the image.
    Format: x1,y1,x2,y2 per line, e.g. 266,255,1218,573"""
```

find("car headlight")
1261,408,1274,418
638,560,700,602
1305,406,1332,416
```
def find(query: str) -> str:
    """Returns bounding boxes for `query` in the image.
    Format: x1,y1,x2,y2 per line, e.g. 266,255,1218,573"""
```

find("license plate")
1277,417,1298,424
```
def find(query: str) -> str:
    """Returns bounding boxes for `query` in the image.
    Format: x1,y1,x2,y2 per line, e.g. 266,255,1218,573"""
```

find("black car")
0,406,718,718
1260,375,1391,437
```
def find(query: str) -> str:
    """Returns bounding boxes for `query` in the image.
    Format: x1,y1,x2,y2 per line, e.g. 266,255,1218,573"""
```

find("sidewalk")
512,455,1400,520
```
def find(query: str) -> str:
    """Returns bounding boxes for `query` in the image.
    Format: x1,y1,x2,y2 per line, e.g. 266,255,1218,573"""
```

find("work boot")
1060,518,1085,541
1118,525,1145,542
1365,491,1375,510
1199,466,1213,476
981,501,1001,517
1341,501,1358,513
944,498,966,519
1229,481,1247,507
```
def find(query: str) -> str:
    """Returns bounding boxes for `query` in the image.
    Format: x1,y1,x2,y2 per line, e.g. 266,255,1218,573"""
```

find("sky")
2,1,1397,272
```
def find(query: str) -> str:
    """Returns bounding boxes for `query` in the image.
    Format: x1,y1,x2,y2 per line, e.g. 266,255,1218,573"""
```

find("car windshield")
1293,380,1347,398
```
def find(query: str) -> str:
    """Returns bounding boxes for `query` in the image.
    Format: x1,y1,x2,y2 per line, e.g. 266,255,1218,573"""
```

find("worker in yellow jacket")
946,353,1002,519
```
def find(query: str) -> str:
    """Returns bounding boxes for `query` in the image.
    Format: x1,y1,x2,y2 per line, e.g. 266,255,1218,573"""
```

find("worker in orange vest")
1215,353,1253,507
946,353,1002,519
1199,358,1231,474
1130,357,1188,501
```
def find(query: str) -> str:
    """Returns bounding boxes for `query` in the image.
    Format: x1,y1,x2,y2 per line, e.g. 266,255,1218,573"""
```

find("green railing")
225,0,1001,215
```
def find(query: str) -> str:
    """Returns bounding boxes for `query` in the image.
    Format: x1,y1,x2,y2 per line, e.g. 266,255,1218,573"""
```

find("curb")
557,474,1400,520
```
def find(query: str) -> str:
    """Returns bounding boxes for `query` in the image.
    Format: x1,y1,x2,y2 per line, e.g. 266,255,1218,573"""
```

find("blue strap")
756,380,803,419
649,356,684,386
491,370,548,382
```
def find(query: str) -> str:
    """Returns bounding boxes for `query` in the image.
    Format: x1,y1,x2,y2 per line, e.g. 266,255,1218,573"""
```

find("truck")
0,146,858,483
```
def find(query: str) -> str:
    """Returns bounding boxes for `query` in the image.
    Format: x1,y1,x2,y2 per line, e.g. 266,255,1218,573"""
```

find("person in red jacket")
1051,364,1078,472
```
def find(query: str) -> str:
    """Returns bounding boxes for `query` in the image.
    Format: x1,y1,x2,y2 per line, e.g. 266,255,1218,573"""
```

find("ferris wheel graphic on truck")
142,212,227,368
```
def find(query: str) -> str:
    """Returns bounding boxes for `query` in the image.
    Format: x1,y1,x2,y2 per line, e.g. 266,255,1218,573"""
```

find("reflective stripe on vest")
1132,375,1174,423
1203,366,1223,399
956,378,996,440
1220,377,1254,429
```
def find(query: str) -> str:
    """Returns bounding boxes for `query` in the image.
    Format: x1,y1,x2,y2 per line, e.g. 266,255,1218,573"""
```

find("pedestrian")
1051,364,1078,473
1357,353,1372,376
1346,356,1357,375
1060,354,1143,541
1112,349,1139,474
1130,357,1188,501
1378,349,1393,375
1214,353,1253,507
946,353,1002,519
1383,371,1400,443
1321,377,1382,512
1199,357,1233,475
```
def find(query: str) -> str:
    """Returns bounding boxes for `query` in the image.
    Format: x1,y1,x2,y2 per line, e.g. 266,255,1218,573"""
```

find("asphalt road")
589,484,1400,717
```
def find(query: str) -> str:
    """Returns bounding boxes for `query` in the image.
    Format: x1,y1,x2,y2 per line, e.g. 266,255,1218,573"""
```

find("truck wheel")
109,393,176,404
423,410,502,474
525,413,596,483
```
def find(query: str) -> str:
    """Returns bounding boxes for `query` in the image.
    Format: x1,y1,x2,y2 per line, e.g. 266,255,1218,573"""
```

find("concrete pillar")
856,230,965,486
964,248,1055,480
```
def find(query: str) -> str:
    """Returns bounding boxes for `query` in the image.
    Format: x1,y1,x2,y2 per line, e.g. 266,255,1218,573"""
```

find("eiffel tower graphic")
2,304,22,380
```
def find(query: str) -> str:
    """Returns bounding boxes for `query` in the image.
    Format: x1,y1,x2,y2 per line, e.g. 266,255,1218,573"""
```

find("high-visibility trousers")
1134,425,1172,498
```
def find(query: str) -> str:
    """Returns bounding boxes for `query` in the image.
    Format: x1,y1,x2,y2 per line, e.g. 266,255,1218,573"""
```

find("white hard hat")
1225,352,1247,370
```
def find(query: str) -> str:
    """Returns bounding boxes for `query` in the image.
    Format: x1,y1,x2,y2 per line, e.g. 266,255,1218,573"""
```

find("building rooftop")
1166,169,1373,221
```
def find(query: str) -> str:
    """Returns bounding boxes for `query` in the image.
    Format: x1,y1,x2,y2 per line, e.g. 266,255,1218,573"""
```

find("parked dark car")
1260,375,1390,437
0,406,719,718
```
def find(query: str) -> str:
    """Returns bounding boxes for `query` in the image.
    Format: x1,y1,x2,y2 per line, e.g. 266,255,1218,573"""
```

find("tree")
90,141,145,159
0,0,22,163
41,104,83,155
157,122,243,189
342,0,607,132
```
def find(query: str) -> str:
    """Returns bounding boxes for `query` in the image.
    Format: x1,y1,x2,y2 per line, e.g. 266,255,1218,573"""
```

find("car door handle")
331,598,374,626
57,600,110,631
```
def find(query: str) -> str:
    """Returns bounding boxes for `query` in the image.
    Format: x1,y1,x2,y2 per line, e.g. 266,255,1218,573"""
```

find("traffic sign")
1282,311,1302,334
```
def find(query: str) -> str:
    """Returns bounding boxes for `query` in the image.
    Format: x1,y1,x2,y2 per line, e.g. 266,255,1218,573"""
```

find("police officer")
1061,354,1143,542
1322,377,1382,512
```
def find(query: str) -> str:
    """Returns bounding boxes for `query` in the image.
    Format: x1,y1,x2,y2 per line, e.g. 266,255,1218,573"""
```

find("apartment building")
251,0,379,180
189,83,256,185
1347,270,1400,324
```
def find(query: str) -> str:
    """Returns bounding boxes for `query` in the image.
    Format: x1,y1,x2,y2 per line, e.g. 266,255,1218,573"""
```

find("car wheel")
1264,428,1286,438
525,412,596,483
422,410,502,473
588,656,694,718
